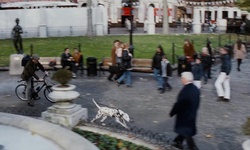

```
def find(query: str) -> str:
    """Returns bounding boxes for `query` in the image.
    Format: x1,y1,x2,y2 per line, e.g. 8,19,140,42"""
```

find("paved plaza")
1,56,250,150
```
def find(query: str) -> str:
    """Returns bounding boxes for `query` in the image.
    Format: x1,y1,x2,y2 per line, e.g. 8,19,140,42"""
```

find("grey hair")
181,72,194,82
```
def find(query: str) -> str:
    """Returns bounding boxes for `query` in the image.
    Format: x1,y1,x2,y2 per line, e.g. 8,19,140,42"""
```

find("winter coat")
160,60,172,77
234,44,246,59
192,64,203,80
152,53,163,70
21,60,45,81
121,49,132,70
200,54,212,70
220,54,231,75
170,83,200,137
61,53,73,67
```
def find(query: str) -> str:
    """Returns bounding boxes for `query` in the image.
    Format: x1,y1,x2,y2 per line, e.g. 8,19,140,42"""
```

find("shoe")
27,102,34,107
126,85,132,88
107,78,113,81
171,142,183,149
157,88,163,91
116,81,120,87
223,98,230,102
237,68,241,71
34,96,40,100
217,96,224,102
72,73,76,78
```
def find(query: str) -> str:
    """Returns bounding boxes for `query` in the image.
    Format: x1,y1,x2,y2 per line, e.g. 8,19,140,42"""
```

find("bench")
39,57,62,70
98,57,153,74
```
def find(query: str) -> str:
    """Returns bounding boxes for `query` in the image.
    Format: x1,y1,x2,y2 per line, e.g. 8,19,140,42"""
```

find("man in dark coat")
21,54,48,106
170,72,200,150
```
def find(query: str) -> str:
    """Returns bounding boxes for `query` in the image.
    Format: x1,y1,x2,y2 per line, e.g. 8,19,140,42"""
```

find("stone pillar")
9,54,23,75
95,6,104,36
147,6,155,34
217,7,222,19
138,2,145,23
201,7,205,24
211,8,215,21
39,8,47,38
192,7,202,34
236,8,241,18
42,84,88,129
228,7,234,19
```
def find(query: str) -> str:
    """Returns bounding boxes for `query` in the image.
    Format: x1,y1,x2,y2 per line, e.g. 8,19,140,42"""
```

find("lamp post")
128,0,134,56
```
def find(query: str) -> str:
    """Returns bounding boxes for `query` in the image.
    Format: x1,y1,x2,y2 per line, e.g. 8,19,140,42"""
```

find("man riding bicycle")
21,54,48,106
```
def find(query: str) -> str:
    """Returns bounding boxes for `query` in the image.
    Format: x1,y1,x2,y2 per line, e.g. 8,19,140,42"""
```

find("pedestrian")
21,54,48,106
159,55,172,94
170,72,200,150
107,40,120,81
214,47,231,102
183,39,195,71
152,45,165,91
192,58,203,89
116,44,133,87
206,41,213,79
234,39,246,71
115,42,124,80
200,47,212,84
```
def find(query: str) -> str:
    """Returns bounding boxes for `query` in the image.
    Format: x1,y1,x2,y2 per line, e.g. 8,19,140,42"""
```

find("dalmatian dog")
91,98,130,129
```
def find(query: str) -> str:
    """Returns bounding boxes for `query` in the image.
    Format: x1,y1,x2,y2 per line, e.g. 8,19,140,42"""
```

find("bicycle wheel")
15,84,28,101
44,85,55,103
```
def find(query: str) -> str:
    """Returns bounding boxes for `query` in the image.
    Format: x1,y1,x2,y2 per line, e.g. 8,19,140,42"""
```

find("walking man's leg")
215,72,226,100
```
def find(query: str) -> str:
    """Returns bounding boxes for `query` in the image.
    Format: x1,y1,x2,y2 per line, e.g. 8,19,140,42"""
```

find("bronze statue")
12,18,23,54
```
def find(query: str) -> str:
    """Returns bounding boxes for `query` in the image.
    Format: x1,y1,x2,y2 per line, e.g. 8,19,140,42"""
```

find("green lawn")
0,34,244,66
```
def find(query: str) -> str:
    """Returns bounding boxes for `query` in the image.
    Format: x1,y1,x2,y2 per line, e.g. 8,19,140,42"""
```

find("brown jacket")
21,60,44,81
111,46,116,66
234,44,246,59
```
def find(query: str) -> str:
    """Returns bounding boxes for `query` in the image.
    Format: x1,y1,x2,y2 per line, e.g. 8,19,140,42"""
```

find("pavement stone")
1,56,250,150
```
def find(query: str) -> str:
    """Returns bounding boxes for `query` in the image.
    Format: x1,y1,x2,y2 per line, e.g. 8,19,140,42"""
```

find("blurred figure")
215,47,231,102
234,39,246,71
107,40,120,81
116,44,133,87
160,55,172,94
152,45,165,91
192,58,203,89
170,72,200,150
200,47,212,83
183,39,195,72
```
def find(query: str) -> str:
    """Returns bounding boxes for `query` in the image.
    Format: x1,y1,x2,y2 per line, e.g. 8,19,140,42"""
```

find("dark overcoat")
170,83,200,137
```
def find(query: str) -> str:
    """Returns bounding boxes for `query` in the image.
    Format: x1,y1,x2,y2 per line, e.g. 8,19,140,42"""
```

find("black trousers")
173,135,199,150
237,59,242,68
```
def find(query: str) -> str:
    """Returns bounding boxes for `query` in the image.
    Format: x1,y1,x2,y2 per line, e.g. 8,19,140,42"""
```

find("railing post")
229,33,231,44
172,43,175,65
30,44,33,55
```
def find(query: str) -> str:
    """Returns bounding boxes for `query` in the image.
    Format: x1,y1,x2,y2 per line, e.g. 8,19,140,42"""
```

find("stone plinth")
192,7,202,34
9,54,23,75
243,140,250,150
39,25,47,38
147,7,155,34
42,84,88,128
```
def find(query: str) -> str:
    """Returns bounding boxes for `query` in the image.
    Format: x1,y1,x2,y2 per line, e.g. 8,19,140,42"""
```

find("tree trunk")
87,0,93,36
163,0,169,34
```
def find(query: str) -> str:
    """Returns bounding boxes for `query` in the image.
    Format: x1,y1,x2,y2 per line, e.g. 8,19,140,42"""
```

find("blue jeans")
153,68,163,88
117,70,131,86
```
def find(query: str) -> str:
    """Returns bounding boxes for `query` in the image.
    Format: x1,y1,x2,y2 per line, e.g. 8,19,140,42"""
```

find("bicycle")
15,74,56,103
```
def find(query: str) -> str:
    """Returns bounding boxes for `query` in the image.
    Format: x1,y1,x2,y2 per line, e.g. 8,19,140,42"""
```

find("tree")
163,0,169,34
235,0,250,12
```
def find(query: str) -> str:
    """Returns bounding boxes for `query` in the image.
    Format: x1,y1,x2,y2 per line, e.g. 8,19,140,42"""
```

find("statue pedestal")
9,54,23,75
96,24,104,36
192,23,202,34
42,84,88,128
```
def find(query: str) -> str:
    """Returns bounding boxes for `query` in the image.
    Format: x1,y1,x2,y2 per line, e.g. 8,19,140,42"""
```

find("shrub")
243,117,250,135
73,128,151,150
51,69,72,86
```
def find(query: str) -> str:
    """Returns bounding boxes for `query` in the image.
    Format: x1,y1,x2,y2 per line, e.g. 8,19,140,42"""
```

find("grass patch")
0,34,242,66
73,128,151,150
243,117,250,135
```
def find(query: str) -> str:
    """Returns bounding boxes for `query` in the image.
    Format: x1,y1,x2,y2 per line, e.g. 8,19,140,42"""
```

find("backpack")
21,54,31,67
